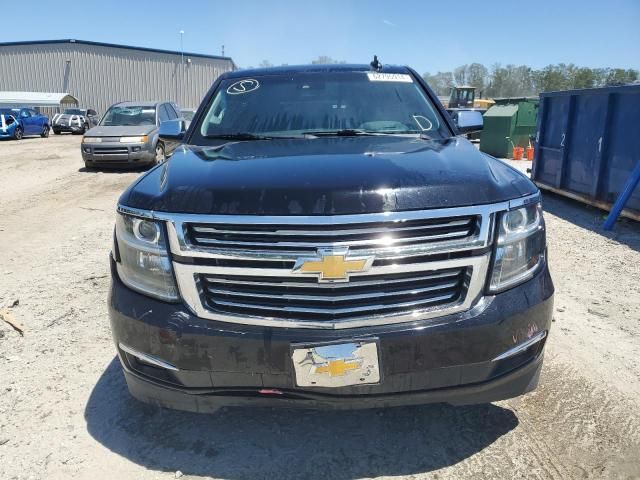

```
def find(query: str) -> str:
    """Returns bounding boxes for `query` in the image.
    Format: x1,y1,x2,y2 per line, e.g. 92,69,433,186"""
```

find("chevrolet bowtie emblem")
314,358,362,377
292,248,374,282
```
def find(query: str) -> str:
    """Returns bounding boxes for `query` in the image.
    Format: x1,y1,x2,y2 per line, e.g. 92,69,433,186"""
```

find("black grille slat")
198,267,467,321
94,147,129,155
202,269,462,296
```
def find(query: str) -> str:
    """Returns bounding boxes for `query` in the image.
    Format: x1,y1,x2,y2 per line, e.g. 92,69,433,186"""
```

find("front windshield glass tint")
63,108,85,115
198,72,448,139
100,106,156,126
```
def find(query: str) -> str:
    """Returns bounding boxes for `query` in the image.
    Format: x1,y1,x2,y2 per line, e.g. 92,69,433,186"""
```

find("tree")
604,68,638,86
311,55,346,64
533,64,569,92
259,60,273,68
422,71,454,96
467,63,489,92
570,67,597,89
453,65,468,85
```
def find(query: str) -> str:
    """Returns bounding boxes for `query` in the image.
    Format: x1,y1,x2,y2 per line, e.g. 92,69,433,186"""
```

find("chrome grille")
114,197,544,329
187,215,479,253
198,267,467,320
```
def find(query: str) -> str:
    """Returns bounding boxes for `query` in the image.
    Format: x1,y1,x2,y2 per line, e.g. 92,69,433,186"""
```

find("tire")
41,126,49,138
155,143,166,164
53,129,61,135
14,127,23,140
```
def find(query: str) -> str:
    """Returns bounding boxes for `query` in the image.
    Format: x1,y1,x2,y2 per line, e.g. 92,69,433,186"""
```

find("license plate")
291,340,380,388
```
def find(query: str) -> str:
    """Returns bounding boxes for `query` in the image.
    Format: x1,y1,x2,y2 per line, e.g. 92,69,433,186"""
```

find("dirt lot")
1,135,640,480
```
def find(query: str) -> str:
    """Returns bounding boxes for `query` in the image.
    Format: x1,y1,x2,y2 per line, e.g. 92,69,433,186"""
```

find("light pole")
179,30,184,104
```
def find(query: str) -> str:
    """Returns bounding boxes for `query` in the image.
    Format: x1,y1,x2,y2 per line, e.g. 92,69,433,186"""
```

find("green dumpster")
480,98,539,158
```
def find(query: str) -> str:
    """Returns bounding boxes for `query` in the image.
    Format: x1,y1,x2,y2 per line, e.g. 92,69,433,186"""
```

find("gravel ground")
1,135,639,480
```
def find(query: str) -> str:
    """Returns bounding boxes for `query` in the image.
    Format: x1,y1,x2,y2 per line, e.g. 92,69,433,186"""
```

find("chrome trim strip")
168,225,490,260
205,279,460,302
492,330,547,362
173,253,490,329
509,192,541,209
190,229,471,248
203,269,461,289
119,203,506,224
118,343,179,371
191,217,473,236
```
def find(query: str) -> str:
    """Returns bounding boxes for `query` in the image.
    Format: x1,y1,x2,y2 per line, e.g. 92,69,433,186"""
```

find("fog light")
132,146,141,152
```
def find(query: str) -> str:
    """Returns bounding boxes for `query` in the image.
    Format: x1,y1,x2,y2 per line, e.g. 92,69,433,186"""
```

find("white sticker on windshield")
366,73,413,83
227,79,260,95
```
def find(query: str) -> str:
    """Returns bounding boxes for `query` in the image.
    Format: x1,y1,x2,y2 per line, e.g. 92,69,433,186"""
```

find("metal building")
0,39,235,114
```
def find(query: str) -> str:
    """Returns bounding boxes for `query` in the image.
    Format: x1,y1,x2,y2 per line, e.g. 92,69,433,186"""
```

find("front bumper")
54,124,84,133
109,258,554,411
82,141,155,167
0,128,17,139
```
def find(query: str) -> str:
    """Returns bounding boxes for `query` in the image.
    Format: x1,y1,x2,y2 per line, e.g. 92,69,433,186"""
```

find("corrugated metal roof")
0,91,78,106
0,40,236,112
0,39,235,66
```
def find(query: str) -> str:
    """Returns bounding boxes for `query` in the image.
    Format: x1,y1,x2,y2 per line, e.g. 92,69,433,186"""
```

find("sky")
3,0,639,73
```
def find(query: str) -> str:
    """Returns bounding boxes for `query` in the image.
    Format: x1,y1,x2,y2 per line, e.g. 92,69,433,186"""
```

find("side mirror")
159,119,186,141
87,109,97,116
455,110,483,134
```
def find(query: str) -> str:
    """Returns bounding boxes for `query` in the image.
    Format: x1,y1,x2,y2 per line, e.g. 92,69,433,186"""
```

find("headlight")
82,137,101,143
119,135,148,143
488,202,546,292
114,212,179,301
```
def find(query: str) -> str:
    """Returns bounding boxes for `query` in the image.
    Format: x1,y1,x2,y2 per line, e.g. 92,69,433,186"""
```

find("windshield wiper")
204,133,303,140
301,129,385,137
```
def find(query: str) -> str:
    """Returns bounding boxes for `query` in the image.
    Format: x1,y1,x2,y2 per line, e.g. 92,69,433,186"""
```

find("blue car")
0,108,50,140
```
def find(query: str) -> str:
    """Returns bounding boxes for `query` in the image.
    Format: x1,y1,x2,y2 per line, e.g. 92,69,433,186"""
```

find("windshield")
63,108,86,115
194,71,449,142
100,105,156,126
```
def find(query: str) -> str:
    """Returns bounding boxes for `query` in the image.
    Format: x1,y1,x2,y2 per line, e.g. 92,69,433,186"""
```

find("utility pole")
179,30,185,104
221,45,225,57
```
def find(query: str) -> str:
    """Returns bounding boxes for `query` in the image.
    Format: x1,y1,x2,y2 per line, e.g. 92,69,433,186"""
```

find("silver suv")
81,101,181,169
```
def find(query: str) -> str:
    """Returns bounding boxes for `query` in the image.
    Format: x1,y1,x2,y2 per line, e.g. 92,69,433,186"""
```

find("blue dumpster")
532,84,640,222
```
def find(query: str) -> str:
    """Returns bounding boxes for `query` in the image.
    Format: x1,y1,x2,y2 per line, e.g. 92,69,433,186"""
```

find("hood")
54,113,85,121
121,136,537,215
85,125,156,137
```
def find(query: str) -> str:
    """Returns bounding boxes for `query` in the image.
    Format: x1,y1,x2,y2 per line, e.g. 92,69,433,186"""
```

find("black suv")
109,64,553,412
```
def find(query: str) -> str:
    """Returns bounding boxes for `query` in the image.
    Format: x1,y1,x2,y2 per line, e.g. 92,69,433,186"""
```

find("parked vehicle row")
0,106,101,141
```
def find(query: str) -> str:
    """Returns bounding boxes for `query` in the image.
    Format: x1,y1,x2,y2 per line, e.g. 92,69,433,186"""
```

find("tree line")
423,63,639,98
248,58,639,98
